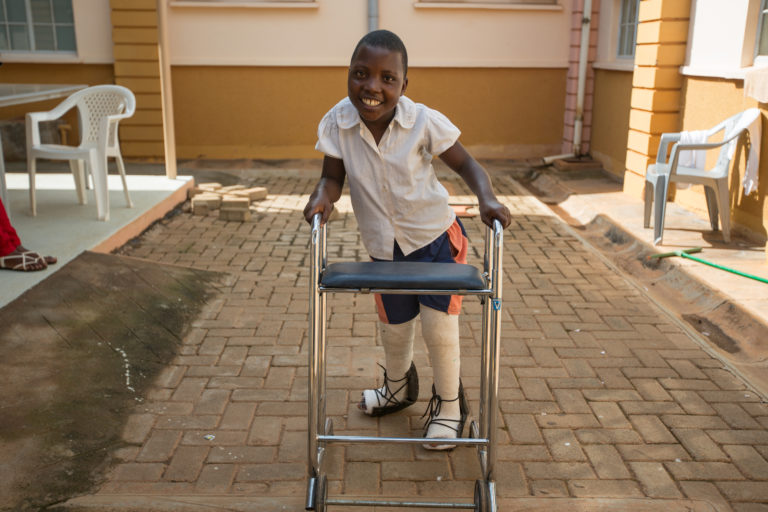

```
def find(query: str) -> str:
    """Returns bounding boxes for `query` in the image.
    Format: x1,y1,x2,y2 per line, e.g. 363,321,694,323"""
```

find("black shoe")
358,361,419,417
422,381,470,451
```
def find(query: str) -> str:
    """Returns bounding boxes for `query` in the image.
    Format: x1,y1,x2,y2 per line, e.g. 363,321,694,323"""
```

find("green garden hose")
650,247,768,284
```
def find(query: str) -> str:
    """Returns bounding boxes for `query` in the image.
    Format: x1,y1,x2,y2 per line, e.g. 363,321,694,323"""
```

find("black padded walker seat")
321,261,486,291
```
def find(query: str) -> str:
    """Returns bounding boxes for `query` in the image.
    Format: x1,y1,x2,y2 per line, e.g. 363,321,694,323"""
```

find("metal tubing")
307,215,322,487
327,498,475,509
321,287,492,296
318,434,489,446
485,220,503,483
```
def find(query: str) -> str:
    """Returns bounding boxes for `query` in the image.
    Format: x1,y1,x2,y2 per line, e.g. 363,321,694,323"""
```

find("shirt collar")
336,95,417,130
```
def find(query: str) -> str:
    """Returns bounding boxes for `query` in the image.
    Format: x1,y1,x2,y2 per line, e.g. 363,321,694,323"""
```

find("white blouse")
316,95,461,259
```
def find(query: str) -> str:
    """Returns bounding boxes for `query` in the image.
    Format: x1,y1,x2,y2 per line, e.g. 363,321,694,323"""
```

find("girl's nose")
364,76,382,92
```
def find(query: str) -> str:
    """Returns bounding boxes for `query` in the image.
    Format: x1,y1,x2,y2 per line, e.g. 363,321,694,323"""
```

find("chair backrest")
711,108,760,174
73,85,136,148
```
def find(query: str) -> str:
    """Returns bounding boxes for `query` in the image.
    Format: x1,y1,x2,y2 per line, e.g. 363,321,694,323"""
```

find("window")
757,0,768,56
0,0,76,53
617,0,639,58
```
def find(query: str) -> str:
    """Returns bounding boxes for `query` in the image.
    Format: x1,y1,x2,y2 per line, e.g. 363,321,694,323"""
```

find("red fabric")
0,197,21,257
445,219,468,315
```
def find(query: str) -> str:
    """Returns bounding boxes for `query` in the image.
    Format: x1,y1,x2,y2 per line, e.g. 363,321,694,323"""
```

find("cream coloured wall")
166,0,570,68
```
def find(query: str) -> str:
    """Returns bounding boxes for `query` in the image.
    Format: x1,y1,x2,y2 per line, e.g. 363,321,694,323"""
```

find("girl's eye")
354,70,366,78
384,75,395,82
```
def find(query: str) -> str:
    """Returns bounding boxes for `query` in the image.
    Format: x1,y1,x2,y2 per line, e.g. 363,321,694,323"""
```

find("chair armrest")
668,139,732,172
656,133,682,164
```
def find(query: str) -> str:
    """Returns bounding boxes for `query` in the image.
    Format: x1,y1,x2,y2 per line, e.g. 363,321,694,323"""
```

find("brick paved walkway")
78,169,767,511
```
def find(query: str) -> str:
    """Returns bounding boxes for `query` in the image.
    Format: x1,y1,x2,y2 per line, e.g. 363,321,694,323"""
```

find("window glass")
0,0,75,52
52,0,71,20
758,0,768,56
6,0,27,22
55,22,72,50
9,23,29,49
617,0,639,58
31,0,52,23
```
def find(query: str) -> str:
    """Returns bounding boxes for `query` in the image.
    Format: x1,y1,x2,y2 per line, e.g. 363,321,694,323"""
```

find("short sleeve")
426,108,461,157
315,108,343,159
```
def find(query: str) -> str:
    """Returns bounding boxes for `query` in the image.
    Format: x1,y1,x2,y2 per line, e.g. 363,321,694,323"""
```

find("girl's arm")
303,155,347,224
439,141,511,229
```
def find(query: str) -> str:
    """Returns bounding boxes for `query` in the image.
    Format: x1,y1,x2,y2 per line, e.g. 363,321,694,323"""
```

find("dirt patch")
0,252,223,512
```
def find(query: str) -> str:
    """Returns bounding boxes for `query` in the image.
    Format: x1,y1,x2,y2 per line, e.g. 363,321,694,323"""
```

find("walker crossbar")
307,213,503,512
318,434,489,445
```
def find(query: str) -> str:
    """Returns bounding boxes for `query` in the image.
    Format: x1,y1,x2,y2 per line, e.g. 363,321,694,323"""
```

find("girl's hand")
303,190,334,224
479,198,511,229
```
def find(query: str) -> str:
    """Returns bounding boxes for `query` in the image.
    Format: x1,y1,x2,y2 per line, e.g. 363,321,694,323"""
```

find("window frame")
0,0,77,54
616,0,639,59
755,0,768,63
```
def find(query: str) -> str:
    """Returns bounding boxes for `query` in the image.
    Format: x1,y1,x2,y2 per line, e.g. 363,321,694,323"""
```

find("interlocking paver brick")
97,171,768,509
628,462,681,498
630,415,677,444
723,445,768,480
568,479,643,498
136,430,181,462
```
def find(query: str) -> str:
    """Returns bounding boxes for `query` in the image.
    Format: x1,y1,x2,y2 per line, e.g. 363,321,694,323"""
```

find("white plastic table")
0,83,86,220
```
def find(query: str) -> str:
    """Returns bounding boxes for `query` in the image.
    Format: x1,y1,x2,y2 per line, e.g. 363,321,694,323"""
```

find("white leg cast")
420,306,463,449
359,317,416,415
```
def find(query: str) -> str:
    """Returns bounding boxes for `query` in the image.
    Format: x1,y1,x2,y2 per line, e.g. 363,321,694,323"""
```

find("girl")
304,30,510,449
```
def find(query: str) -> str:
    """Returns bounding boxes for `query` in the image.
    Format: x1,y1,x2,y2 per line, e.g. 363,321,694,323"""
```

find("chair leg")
715,180,731,243
114,154,133,208
70,160,87,205
703,186,719,233
89,150,110,222
653,175,669,246
28,157,37,217
643,179,653,229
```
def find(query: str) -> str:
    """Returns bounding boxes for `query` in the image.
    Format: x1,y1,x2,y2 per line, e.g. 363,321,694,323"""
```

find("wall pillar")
623,0,690,197
109,0,165,159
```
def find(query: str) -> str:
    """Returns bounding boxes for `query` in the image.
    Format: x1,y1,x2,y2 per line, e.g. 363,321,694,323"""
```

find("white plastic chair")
26,85,135,221
644,108,760,245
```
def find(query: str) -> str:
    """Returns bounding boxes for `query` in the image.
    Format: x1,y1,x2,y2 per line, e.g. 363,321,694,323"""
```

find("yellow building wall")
171,66,566,160
678,77,766,241
591,69,633,179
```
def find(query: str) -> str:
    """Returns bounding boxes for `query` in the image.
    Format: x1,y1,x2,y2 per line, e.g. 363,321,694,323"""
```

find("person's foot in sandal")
0,245,57,272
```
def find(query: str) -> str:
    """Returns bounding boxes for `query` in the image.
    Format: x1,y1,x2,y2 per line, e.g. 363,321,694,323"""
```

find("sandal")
0,250,47,272
358,361,419,417
422,381,470,451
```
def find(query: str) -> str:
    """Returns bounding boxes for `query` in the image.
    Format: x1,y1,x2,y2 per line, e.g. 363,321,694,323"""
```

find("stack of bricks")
189,182,268,221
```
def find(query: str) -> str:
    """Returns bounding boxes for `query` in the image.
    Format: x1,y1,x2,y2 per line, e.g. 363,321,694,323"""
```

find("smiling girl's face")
348,44,408,134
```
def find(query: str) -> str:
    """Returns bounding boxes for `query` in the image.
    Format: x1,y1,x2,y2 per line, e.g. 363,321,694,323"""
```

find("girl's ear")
401,77,408,96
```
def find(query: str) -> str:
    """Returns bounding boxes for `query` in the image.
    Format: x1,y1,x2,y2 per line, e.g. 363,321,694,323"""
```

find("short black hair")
351,29,408,76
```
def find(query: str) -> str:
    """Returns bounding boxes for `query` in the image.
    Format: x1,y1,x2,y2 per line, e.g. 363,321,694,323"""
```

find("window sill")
0,52,80,64
593,60,634,72
413,2,562,11
681,65,746,81
170,1,318,8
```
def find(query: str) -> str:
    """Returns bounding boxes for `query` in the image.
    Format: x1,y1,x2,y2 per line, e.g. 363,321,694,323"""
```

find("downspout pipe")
573,0,592,156
368,0,378,32
543,0,592,164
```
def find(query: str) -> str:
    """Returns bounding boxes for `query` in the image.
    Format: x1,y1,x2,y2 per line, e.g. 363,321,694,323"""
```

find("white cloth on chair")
678,130,709,169
725,108,761,196
676,130,709,189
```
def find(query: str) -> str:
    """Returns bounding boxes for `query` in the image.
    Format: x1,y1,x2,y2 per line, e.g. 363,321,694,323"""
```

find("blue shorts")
373,218,468,325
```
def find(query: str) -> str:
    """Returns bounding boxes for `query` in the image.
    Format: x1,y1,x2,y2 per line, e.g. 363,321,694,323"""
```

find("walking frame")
306,213,504,511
